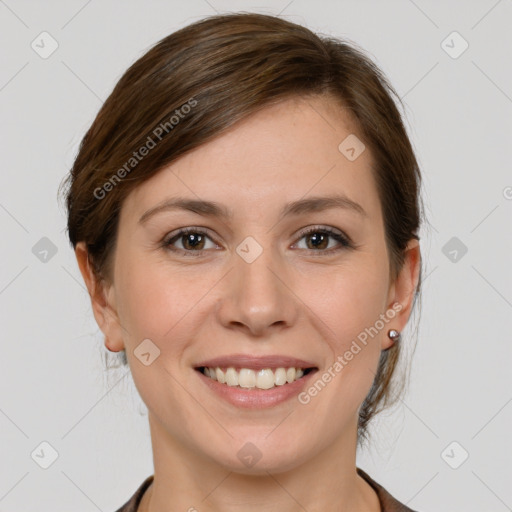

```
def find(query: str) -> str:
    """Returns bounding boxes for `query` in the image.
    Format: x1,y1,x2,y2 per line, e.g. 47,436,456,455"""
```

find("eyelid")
164,225,218,241
162,226,221,251
291,225,353,253
295,225,351,243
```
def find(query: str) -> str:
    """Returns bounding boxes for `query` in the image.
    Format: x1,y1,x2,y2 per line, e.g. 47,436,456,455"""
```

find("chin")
206,436,312,476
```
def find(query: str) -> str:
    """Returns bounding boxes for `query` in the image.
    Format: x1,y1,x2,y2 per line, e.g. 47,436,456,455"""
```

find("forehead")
122,95,381,225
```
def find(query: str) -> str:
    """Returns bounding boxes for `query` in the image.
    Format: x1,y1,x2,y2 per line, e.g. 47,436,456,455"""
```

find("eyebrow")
138,194,367,225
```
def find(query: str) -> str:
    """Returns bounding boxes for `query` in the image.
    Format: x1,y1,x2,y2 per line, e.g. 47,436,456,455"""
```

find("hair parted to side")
58,12,423,442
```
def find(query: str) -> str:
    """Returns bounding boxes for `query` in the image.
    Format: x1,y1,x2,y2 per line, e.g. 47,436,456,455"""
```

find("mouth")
196,366,317,390
193,354,319,408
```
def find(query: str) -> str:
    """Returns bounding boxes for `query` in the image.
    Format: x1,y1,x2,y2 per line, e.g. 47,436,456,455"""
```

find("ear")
382,238,421,350
75,241,125,352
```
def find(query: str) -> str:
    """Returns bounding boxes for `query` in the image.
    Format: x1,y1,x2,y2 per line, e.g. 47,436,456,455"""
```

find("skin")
76,94,420,512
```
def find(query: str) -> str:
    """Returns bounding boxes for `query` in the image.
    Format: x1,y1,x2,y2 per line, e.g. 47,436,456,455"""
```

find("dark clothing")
115,467,417,511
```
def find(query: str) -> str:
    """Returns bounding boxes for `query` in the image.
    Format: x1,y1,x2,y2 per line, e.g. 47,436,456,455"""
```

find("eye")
293,226,353,253
162,227,219,256
161,225,354,257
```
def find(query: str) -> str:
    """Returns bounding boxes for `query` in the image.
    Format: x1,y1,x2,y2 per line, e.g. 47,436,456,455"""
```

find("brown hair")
58,12,423,441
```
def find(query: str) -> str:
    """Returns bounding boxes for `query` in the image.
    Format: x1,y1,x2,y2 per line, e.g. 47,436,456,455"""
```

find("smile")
199,366,315,390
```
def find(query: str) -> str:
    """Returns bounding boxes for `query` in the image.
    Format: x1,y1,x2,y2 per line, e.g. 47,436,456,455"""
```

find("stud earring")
387,329,400,341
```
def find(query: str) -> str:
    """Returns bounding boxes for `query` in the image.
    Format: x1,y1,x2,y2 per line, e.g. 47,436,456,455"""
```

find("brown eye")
178,232,206,250
305,231,329,250
163,228,218,255
294,227,352,253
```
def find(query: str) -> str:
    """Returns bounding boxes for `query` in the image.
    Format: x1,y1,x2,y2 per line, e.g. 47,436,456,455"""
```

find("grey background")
1,0,511,510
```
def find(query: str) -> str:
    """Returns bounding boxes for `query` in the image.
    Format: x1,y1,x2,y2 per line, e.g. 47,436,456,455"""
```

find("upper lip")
195,354,318,371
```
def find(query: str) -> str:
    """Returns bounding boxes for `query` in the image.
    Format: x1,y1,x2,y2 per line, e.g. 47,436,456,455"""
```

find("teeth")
225,367,238,386
215,367,226,384
256,369,275,390
239,368,256,388
202,366,309,390
274,368,287,386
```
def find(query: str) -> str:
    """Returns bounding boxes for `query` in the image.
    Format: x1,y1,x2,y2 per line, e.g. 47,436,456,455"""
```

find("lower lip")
195,369,317,409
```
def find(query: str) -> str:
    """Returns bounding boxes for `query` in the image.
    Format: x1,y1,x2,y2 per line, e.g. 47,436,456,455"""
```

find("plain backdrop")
1,1,511,511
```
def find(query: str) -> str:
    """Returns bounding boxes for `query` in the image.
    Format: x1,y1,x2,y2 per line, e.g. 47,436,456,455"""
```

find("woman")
60,12,423,512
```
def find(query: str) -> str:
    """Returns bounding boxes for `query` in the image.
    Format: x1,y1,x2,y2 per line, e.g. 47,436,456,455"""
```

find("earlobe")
75,242,125,353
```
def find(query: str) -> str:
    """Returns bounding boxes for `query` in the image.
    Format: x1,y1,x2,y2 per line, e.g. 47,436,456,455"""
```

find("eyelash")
161,226,354,257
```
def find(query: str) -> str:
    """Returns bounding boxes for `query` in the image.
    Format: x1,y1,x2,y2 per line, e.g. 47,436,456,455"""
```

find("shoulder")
357,467,419,512
114,475,154,512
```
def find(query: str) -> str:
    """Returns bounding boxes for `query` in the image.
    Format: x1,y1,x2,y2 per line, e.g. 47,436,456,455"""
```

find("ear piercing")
387,329,400,341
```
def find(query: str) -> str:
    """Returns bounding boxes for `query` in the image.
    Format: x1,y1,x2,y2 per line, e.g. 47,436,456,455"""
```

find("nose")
215,243,299,337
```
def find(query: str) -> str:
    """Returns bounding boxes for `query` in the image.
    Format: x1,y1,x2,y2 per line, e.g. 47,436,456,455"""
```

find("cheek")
298,265,388,431
299,252,389,405
115,253,225,362
113,259,204,425
301,254,389,346
114,253,184,345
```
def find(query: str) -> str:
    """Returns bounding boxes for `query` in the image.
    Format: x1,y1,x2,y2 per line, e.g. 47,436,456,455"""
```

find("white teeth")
239,368,256,388
215,368,225,384
274,368,287,386
286,367,296,383
202,366,309,389
256,369,275,389
225,367,238,386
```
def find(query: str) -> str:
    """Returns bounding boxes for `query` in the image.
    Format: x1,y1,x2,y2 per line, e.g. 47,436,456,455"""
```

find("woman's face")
81,95,419,473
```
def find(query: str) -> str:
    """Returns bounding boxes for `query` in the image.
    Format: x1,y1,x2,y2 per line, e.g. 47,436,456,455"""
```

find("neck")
140,413,380,512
